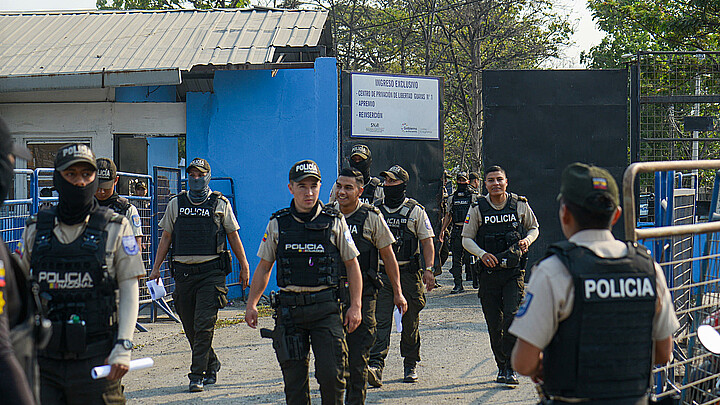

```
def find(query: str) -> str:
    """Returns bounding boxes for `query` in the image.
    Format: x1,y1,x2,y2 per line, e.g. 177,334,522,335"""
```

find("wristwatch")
116,339,133,350
424,266,434,273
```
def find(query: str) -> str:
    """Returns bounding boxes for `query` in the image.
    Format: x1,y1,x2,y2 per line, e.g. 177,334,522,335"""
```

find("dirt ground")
124,266,539,404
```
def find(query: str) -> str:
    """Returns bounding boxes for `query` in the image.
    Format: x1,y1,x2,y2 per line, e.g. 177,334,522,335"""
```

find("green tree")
97,0,249,10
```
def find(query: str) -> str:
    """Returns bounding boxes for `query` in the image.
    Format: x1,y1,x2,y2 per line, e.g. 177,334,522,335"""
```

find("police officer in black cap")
95,158,143,250
510,163,679,403
149,157,250,392
461,165,539,385
439,172,478,293
17,143,144,404
329,144,384,205
0,117,41,404
246,159,362,405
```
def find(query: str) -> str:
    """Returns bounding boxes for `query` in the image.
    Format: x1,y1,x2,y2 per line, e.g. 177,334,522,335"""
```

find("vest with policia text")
378,199,420,264
171,191,227,256
105,196,131,216
30,207,119,359
274,205,342,288
451,187,474,224
360,177,381,205
543,241,656,401
474,193,527,269
345,203,382,291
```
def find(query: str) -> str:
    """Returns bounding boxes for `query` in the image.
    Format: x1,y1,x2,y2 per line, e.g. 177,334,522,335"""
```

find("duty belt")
173,257,222,274
278,289,338,307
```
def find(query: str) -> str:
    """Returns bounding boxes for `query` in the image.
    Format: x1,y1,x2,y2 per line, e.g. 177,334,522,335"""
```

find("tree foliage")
97,0,249,10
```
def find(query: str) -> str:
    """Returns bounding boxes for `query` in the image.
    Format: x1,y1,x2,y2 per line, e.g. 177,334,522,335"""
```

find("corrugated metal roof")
0,8,328,77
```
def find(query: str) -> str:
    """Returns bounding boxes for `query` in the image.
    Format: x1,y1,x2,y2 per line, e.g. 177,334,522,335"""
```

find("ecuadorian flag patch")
592,177,608,190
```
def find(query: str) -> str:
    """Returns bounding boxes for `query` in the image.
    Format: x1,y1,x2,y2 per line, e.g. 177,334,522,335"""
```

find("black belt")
278,289,338,307
173,258,222,274
41,338,113,360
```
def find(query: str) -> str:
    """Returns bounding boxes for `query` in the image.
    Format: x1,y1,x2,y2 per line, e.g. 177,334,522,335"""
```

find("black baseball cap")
558,162,619,212
289,159,321,182
55,144,97,171
350,144,371,160
134,180,147,190
381,165,409,183
187,157,210,174
456,172,468,182
469,172,480,181
96,158,117,189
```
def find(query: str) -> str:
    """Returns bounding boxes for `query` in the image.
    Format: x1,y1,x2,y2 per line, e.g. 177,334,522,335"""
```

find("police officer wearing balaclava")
367,165,435,386
510,163,679,403
329,144,384,205
439,172,478,293
0,117,41,405
149,157,250,393
95,158,143,250
17,143,144,404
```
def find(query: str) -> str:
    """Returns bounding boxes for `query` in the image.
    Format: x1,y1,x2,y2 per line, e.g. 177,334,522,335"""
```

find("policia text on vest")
149,157,251,393
245,159,363,405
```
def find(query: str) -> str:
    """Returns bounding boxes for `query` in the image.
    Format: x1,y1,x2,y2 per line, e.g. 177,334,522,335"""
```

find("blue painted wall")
148,137,179,173
186,57,339,298
116,85,176,102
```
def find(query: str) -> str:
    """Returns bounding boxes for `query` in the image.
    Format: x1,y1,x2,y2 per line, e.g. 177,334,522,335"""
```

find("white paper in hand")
147,278,166,301
394,307,403,333
91,357,154,379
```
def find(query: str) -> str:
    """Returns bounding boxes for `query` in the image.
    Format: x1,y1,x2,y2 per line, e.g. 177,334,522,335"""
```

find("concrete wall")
186,57,339,296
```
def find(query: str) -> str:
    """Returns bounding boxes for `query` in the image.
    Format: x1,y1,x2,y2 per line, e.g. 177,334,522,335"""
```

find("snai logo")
285,243,325,253
37,271,94,289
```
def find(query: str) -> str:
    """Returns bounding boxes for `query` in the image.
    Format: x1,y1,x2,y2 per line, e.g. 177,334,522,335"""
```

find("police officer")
334,168,408,404
439,172,478,293
132,180,147,197
149,157,250,392
329,144,384,205
95,158,143,250
0,117,38,404
17,143,144,404
367,165,435,385
468,171,481,194
245,159,362,405
510,163,680,403
461,165,539,385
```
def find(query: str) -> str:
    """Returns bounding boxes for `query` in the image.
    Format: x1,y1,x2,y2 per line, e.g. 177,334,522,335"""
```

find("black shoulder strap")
321,204,342,218
271,207,291,220
543,241,577,273
36,209,56,233
508,193,519,211
476,197,492,213
117,196,131,211
87,207,113,233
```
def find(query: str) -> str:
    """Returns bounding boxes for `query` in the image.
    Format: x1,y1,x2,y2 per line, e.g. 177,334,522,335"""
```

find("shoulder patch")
131,214,142,228
122,235,139,256
517,195,528,202
321,205,342,218
516,292,533,318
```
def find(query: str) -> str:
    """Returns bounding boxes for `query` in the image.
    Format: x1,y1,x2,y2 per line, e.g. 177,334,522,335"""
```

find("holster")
220,250,232,276
260,306,307,363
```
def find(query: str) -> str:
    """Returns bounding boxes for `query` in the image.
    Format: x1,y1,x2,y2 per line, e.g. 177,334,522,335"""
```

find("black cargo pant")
345,290,377,405
369,267,425,371
477,267,524,371
173,267,228,381
449,225,472,285
39,354,125,405
274,299,347,405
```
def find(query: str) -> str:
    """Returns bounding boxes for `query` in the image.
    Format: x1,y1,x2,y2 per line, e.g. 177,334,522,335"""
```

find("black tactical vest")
360,177,381,205
451,188,473,224
378,199,419,263
30,207,119,358
274,205,342,288
171,191,226,256
345,204,381,292
105,196,131,216
543,241,656,401
474,193,527,266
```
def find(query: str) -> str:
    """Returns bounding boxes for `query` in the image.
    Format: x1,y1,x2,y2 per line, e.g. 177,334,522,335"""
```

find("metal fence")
625,160,720,404
631,52,720,223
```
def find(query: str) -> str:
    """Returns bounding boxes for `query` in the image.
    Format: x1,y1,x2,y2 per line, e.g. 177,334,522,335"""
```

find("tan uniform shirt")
158,192,240,264
378,198,434,266
257,203,360,292
461,192,540,257
332,201,395,251
16,214,145,282
125,203,143,237
508,229,680,350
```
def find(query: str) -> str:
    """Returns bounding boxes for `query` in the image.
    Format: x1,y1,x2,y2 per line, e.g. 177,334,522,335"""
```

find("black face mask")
290,200,319,222
350,158,371,183
383,183,406,208
54,170,99,225
456,183,468,192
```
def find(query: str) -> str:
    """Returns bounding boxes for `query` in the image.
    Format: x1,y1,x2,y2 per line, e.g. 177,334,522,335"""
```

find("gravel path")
125,267,538,404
